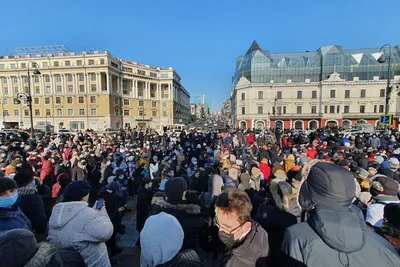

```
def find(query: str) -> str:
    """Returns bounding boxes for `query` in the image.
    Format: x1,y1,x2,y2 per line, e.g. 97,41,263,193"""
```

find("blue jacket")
0,203,32,232
18,187,48,234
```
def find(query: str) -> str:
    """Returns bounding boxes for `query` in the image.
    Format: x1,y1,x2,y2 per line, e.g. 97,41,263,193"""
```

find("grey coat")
47,201,114,267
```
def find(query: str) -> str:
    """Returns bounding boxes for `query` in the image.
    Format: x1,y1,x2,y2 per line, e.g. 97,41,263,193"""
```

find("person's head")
368,167,377,176
61,180,91,202
106,181,120,193
164,177,188,204
383,203,400,229
215,188,252,246
370,176,399,197
0,177,18,208
140,212,184,267
13,173,35,188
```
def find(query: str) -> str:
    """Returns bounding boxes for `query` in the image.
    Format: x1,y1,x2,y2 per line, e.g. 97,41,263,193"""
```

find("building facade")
0,47,190,131
231,41,400,130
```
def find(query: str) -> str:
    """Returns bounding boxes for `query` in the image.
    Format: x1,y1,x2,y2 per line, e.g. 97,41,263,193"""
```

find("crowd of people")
0,126,399,267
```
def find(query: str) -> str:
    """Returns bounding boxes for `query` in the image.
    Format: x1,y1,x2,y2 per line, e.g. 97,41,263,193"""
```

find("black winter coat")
136,185,154,232
17,187,48,235
158,249,203,267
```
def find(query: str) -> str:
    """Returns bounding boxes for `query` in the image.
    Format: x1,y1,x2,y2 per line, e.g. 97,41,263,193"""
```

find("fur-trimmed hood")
18,187,38,196
151,196,202,215
24,242,57,267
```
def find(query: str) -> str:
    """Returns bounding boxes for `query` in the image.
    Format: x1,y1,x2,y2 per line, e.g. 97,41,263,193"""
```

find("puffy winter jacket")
0,203,32,232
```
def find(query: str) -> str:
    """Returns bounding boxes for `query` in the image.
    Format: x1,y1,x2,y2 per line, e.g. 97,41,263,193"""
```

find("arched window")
256,121,265,130
240,121,247,129
342,120,351,129
258,91,263,99
294,120,304,130
326,120,338,128
309,120,318,130
275,121,283,130
357,119,367,125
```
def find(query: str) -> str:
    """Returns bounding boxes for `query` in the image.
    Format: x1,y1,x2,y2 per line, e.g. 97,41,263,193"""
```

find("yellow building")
0,46,190,131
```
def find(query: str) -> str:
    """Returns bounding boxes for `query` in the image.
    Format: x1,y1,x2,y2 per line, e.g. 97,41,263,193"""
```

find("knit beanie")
107,181,120,192
381,161,391,169
165,177,187,203
62,181,91,201
0,228,37,267
13,173,34,188
0,177,17,194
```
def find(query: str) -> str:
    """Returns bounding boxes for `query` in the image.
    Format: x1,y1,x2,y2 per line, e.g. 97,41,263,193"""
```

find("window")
100,59,105,65
2,78,7,84
13,77,18,83
34,98,39,104
68,85,73,93
138,89,143,97
90,108,96,115
241,93,245,100
114,98,119,105
311,106,317,114
329,106,335,113
35,109,40,116
79,74,84,81
14,110,19,116
150,90,155,98
139,100,144,107
380,89,385,97
277,91,282,99
56,75,62,82
24,110,29,116
67,75,73,82
24,86,29,94
379,105,384,113
152,101,156,108
43,62,48,67
56,97,61,104
272,107,275,115
53,61,59,67
45,76,50,82
139,110,144,116
337,105,340,113
78,96,84,104
277,107,282,115
344,106,349,113
13,98,19,105
152,110,157,116
258,106,263,114
91,74,96,81
124,110,130,116
77,60,82,66
324,106,328,113
35,86,40,94
0,64,4,70
297,91,302,99
258,91,263,99
163,111,167,116
3,110,9,116
90,96,96,104
20,63,26,69
88,60,95,65
374,105,377,113
56,86,62,93
330,90,336,98
79,85,85,93
2,98,7,105
137,69,146,75
67,97,73,104
345,90,350,98
360,105,365,113
14,87,19,94
4,87,8,95
45,86,51,94
91,84,97,92
297,106,302,113
10,64,15,69
312,91,317,99
65,61,71,67
34,76,39,83
123,99,130,106
78,109,85,115
56,108,62,116
360,89,366,98
241,107,245,114
283,106,286,114
68,109,73,116
46,109,51,116
45,97,50,104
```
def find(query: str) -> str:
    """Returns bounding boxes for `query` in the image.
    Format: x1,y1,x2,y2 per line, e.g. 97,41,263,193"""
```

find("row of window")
3,108,95,117
2,84,101,95
2,74,97,84
241,104,386,115
0,59,106,70
243,89,386,100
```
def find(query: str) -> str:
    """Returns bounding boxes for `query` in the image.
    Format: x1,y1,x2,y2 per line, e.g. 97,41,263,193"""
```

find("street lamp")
377,44,392,115
15,61,40,138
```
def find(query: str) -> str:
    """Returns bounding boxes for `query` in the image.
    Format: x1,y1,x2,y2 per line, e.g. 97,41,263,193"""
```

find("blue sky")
2,0,399,110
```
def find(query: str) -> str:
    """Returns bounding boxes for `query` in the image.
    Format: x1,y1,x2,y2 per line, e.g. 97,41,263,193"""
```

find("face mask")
1,153,6,158
0,193,19,208
218,230,236,247
90,154,95,157
145,182,152,189
119,175,124,180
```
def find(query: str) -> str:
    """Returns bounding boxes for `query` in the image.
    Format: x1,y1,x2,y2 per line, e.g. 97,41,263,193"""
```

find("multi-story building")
231,41,400,130
221,99,232,126
0,46,190,131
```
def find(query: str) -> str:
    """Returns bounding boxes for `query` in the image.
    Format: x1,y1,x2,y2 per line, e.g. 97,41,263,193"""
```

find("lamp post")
377,44,392,115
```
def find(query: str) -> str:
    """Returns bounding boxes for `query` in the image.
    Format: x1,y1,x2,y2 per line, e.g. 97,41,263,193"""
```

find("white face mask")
145,182,152,189
119,175,124,179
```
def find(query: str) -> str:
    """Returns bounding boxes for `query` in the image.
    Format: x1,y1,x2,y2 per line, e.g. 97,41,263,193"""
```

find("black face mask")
218,230,236,247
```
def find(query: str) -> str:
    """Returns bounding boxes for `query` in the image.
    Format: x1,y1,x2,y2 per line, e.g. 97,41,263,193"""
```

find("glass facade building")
234,41,400,85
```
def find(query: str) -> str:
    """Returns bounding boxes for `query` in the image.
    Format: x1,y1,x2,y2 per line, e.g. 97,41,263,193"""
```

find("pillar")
107,74,111,94
96,72,101,93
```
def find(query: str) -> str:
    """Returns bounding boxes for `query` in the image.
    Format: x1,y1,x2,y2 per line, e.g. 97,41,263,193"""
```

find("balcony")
342,112,380,119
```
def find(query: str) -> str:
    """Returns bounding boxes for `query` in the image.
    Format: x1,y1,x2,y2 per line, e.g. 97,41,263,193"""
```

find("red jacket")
248,133,255,146
259,162,271,181
307,148,318,159
40,158,54,181
281,137,288,147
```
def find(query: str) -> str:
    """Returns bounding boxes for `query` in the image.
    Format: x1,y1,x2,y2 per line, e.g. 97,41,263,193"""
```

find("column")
84,73,88,94
51,74,55,95
106,74,111,94
157,84,161,100
63,74,67,94
117,76,121,94
73,74,77,95
133,80,137,98
17,76,22,95
8,77,13,97
169,83,173,100
40,76,44,96
97,73,101,93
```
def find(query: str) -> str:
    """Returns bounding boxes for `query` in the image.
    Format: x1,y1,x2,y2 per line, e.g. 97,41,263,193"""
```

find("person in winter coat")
14,173,47,237
136,177,155,235
149,156,159,180
281,161,400,267
368,134,381,148
203,174,224,207
284,154,296,173
152,177,209,251
52,173,72,202
72,159,88,181
366,175,400,226
0,228,85,267
140,212,203,267
224,168,238,189
259,158,271,181
0,177,32,232
250,167,261,191
381,203,400,253
215,188,269,267
47,181,114,267
40,155,55,188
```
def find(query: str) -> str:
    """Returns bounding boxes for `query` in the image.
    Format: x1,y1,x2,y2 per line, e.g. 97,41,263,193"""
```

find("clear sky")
2,0,399,110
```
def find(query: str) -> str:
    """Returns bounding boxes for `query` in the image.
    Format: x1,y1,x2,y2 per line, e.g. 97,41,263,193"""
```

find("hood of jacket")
307,208,366,253
209,174,224,196
18,187,38,196
49,201,88,228
151,196,202,215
